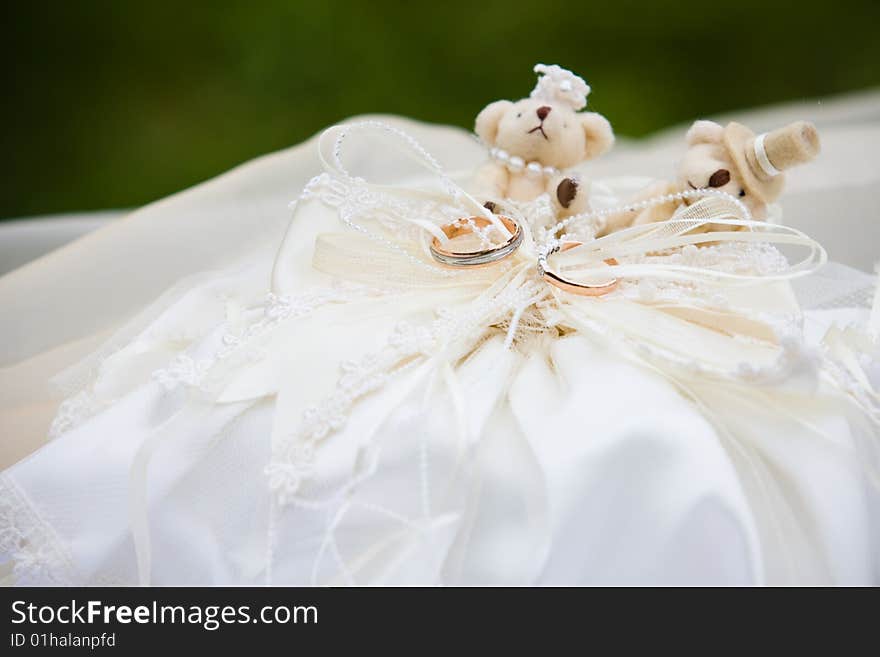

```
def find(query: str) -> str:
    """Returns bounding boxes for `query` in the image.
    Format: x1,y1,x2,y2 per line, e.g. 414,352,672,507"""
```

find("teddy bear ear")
475,100,513,144
580,112,614,160
685,120,723,145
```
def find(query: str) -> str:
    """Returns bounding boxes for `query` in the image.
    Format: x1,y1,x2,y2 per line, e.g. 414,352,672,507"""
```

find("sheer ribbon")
294,122,826,294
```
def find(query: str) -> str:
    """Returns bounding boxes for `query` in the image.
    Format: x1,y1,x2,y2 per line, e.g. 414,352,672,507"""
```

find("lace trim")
266,273,549,505
265,322,433,505
49,285,382,437
821,325,880,424
630,241,790,276
48,389,105,440
0,475,75,585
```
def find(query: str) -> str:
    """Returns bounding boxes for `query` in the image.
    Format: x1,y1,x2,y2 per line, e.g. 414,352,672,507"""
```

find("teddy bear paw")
482,200,512,216
556,177,579,209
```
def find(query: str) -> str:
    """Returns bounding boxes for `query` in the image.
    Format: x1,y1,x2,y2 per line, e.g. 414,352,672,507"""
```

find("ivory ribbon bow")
288,121,827,314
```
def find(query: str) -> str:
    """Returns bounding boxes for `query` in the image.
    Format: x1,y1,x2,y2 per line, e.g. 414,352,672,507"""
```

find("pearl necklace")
538,187,752,256
489,147,559,178
536,187,754,299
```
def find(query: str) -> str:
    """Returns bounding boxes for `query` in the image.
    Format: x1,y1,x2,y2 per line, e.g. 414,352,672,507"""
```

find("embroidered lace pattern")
48,284,382,439
266,274,549,505
0,476,76,585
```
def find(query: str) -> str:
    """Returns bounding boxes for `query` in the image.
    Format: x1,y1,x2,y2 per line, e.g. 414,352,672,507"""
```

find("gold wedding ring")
430,216,523,268
538,241,619,296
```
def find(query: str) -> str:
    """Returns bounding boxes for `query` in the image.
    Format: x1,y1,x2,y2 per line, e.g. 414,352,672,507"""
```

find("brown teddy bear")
474,64,614,218
602,119,820,235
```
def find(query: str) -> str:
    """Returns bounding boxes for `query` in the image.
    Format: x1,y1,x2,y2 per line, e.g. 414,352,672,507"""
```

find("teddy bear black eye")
516,112,522,118
739,189,746,197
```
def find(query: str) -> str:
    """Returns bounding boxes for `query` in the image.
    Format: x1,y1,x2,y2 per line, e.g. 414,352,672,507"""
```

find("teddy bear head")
677,119,820,219
475,64,614,171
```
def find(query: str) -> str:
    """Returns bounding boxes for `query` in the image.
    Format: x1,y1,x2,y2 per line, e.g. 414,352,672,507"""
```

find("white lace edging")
48,388,105,440
48,284,384,439
0,475,75,585
265,270,551,506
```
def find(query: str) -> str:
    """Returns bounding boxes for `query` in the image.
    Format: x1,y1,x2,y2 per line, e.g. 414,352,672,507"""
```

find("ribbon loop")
317,122,511,239
301,121,829,300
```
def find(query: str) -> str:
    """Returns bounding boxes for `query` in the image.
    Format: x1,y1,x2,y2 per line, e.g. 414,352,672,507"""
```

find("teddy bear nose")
536,106,552,121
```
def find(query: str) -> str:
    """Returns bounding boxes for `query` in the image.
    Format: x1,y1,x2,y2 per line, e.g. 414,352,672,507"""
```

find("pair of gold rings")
429,215,618,296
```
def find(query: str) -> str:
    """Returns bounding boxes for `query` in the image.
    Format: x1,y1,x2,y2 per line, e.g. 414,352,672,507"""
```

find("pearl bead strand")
535,187,752,264
489,147,559,178
546,187,752,241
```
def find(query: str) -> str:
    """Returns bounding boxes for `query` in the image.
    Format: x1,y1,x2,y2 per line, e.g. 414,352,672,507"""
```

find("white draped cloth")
1,92,879,586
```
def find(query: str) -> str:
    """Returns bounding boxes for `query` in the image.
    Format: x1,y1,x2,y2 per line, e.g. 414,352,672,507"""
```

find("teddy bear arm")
547,173,591,217
474,161,509,201
599,181,676,235
631,201,678,226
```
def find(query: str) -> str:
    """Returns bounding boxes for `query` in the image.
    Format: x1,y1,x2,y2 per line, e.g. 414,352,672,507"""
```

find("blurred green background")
3,0,879,220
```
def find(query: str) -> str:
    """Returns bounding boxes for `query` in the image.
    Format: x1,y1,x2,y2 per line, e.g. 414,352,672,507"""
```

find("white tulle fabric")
1,100,879,586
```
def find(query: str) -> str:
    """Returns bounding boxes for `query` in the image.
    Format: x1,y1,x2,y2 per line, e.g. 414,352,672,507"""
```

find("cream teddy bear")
474,64,614,218
602,119,820,235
